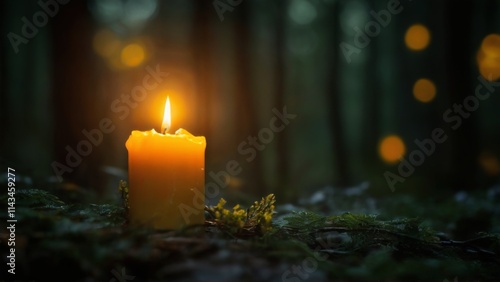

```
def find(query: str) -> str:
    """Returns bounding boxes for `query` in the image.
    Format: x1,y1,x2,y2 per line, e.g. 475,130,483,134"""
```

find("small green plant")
206,194,276,237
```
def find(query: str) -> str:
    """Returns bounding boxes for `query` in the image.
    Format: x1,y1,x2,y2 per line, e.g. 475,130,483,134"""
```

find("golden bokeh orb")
413,78,436,103
405,24,431,51
480,34,500,58
379,135,406,164
478,151,500,176
477,34,500,81
121,43,146,67
93,29,122,58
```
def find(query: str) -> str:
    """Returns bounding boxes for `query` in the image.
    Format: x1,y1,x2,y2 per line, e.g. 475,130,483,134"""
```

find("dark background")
1,0,500,204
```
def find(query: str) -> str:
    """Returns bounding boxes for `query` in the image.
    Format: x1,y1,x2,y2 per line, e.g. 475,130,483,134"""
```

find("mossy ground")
1,185,499,281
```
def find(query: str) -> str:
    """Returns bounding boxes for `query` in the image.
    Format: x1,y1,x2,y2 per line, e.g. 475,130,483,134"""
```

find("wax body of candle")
126,128,206,229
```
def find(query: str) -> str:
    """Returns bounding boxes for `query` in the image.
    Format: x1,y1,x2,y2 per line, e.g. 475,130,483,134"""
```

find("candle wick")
162,126,169,134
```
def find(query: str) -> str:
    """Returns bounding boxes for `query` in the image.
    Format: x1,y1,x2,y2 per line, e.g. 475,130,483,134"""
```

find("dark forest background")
1,0,500,204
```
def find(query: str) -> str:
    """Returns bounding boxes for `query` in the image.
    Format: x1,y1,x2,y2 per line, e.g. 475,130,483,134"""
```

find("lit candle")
126,97,206,229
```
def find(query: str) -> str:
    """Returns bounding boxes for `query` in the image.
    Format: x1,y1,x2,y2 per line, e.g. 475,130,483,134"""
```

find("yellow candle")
126,97,206,229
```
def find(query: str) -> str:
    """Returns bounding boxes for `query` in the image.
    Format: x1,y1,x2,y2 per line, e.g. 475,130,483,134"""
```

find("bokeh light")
478,151,500,176
477,33,500,81
121,43,146,67
92,28,122,58
480,34,500,57
92,31,151,70
413,78,436,103
379,135,406,164
405,24,431,51
288,0,317,25
90,0,158,33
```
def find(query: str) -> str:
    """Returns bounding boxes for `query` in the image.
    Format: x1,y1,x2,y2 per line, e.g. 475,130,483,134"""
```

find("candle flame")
161,96,171,134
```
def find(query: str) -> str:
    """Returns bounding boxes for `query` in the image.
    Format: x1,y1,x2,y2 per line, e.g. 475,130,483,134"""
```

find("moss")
3,188,500,281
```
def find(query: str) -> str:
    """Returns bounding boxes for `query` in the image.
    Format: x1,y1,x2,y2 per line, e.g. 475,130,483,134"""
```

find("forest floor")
1,181,500,281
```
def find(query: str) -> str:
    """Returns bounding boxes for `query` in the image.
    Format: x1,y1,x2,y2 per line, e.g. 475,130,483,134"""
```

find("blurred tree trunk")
362,1,380,173
233,1,266,196
444,1,478,190
52,1,102,188
273,0,289,198
327,1,351,186
193,1,221,200
193,1,214,138
1,1,53,179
